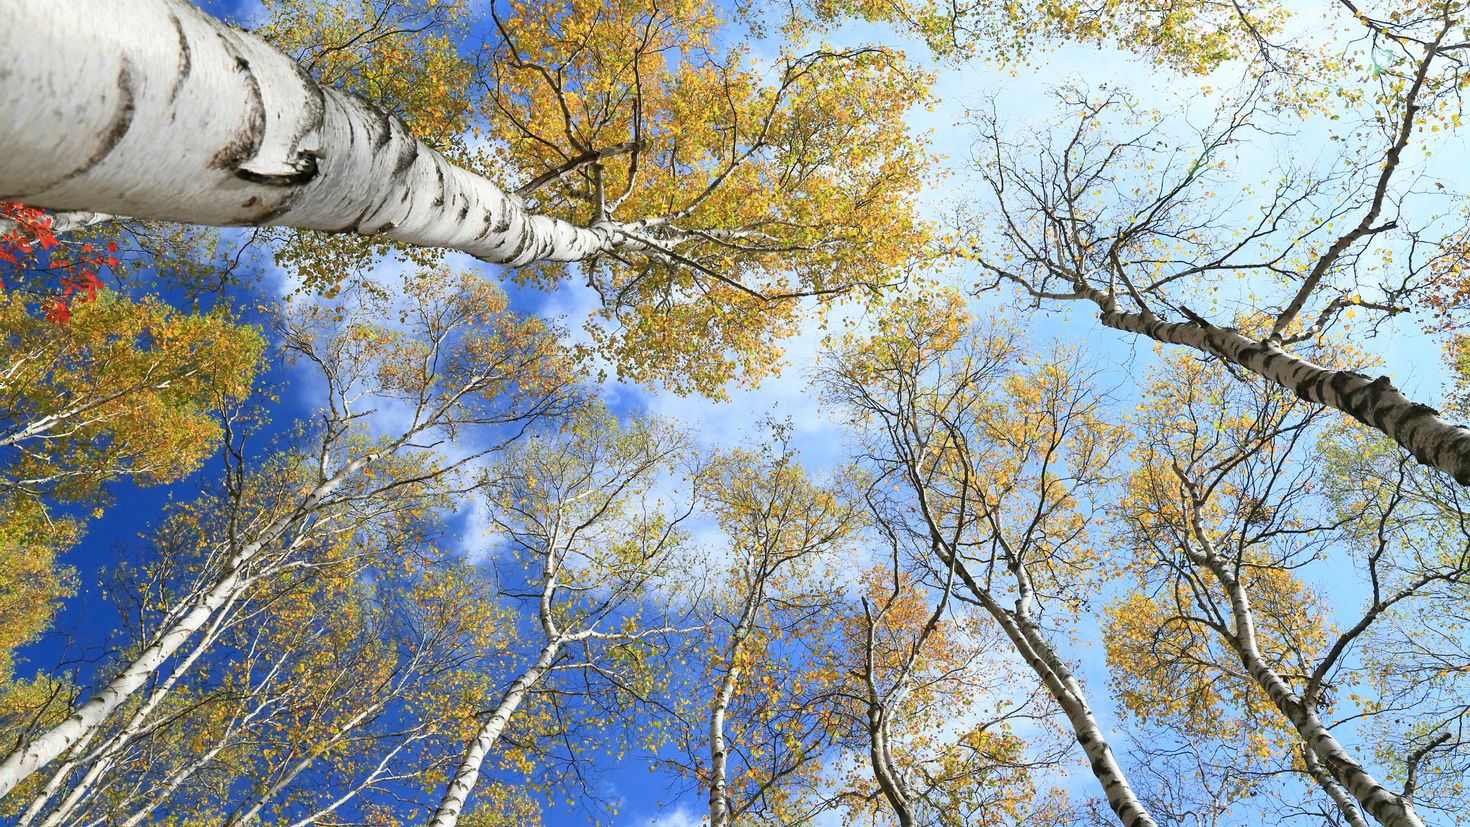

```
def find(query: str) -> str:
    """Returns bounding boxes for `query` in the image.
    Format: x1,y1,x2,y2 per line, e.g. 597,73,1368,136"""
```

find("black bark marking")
168,12,192,103
233,61,329,188
238,193,294,223
15,55,139,195
345,90,392,150
235,159,318,186
291,61,327,146
391,134,419,178
78,59,137,176
491,207,513,234
209,53,265,172
432,164,446,207
503,224,532,262
325,203,377,234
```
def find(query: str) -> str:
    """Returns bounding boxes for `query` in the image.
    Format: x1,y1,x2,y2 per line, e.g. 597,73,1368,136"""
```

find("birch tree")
1109,341,1470,827
966,0,1470,483
660,434,859,827
11,509,483,827
821,290,1151,826
426,406,695,827
0,291,261,763
0,0,930,389
0,270,577,798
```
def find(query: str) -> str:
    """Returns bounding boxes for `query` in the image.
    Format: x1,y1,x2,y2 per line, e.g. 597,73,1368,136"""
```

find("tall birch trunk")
707,662,740,827
0,0,633,266
1305,746,1372,827
1197,552,1425,827
991,598,1156,827
931,546,1157,827
0,453,376,796
707,617,754,827
1099,309,1470,484
426,642,559,827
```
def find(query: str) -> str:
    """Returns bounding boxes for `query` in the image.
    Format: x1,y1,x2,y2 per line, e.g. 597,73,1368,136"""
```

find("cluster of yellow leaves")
0,293,262,732
0,292,264,501
459,782,544,827
487,0,934,394
0,498,77,717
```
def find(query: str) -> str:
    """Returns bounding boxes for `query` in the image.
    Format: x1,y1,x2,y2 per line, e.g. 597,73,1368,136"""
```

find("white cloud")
622,803,706,827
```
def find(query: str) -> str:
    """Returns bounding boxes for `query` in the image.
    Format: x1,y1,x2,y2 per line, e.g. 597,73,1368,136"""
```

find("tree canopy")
4,0,1470,825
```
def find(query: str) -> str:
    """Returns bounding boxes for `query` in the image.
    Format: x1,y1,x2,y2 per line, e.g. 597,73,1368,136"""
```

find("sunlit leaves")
0,292,264,504
483,0,933,393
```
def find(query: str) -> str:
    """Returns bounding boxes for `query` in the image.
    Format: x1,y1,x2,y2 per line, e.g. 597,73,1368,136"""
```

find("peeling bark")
0,0,637,266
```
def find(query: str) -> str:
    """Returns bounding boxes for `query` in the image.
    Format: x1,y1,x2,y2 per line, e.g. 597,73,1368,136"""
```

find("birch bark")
0,452,374,797
426,645,558,827
1186,534,1427,827
0,0,635,266
707,621,752,827
942,557,1159,827
1100,309,1470,484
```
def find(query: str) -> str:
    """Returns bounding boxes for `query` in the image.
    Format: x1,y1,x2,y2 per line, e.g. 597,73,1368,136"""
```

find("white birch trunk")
1203,559,1425,827
707,660,741,827
0,452,376,796
912,494,1156,826
0,567,249,797
425,642,559,827
0,211,112,238
987,597,1157,827
1305,746,1372,827
29,595,240,827
0,0,632,266
707,603,759,827
1100,310,1470,484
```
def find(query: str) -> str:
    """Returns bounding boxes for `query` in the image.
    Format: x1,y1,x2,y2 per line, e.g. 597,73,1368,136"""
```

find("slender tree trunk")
29,596,239,827
858,601,916,827
0,566,249,797
940,556,1157,827
0,452,377,796
1007,607,1156,827
426,642,559,827
1201,558,1425,827
1304,746,1372,827
0,211,112,238
0,0,636,266
866,703,915,827
221,702,385,827
707,632,747,827
897,436,1156,826
1099,309,1470,484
